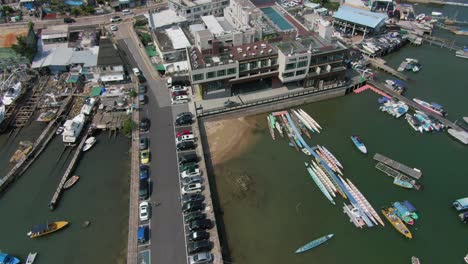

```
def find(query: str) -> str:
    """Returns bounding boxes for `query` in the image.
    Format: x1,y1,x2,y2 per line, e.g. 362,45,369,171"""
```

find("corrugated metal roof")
333,5,387,28
202,16,224,35
165,27,191,50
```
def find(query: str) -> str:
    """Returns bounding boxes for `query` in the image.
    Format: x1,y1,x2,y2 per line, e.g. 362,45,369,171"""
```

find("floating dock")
373,153,422,179
397,61,409,72
365,57,409,81
375,162,421,190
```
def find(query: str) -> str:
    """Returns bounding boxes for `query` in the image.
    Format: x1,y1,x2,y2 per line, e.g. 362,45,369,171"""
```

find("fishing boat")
63,175,80,189
62,114,85,143
401,201,419,219
455,47,468,59
412,98,447,116
83,137,96,151
350,136,367,154
393,202,415,225
27,221,69,238
393,176,413,189
453,197,468,211
266,115,275,140
381,207,412,239
294,234,334,253
411,256,420,264
26,252,37,264
2,82,22,106
0,253,20,264
304,163,335,205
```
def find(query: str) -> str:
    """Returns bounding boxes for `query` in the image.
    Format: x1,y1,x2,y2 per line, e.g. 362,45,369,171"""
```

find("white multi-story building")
168,0,229,21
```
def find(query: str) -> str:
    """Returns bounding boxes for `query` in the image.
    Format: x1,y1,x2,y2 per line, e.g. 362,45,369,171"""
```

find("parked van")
137,226,148,243
122,9,132,15
132,67,141,76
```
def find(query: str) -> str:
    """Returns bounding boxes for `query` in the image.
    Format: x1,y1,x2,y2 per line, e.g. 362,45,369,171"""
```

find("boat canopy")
393,80,405,87
430,103,443,109
31,223,48,233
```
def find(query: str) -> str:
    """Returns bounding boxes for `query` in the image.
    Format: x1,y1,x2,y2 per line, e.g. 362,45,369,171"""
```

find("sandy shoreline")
204,116,260,165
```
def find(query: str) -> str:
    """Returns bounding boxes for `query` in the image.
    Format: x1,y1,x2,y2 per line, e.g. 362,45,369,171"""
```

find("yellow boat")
27,221,69,238
381,208,412,239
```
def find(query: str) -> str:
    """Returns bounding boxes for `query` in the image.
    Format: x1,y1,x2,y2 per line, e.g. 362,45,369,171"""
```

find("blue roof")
333,5,388,28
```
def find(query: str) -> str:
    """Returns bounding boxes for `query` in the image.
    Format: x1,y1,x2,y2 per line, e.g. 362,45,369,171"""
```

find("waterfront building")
96,37,126,84
168,0,229,21
333,5,388,37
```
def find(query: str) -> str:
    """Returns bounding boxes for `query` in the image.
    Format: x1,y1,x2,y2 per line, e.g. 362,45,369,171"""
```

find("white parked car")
171,95,190,104
139,201,149,221
171,85,189,92
110,25,118,31
176,134,195,143
110,16,121,22
181,183,202,195
132,67,141,76
122,9,132,15
181,168,201,179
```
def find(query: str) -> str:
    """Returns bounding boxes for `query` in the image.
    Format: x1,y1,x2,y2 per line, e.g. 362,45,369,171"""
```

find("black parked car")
184,211,206,223
182,201,204,213
182,193,205,203
140,118,150,132
179,153,199,165
139,179,149,200
175,112,193,126
139,137,149,150
188,231,210,242
138,84,147,94
64,17,76,23
188,219,212,231
187,240,212,254
177,140,195,151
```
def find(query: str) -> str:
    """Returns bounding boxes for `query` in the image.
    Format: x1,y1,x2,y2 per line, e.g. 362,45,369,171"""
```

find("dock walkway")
373,153,422,179
368,80,465,131
49,125,90,210
366,57,409,81
375,162,421,190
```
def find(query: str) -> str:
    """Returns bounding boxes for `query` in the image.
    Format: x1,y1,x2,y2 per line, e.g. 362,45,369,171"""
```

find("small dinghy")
56,126,64,135
63,175,80,190
83,137,96,152
26,252,37,264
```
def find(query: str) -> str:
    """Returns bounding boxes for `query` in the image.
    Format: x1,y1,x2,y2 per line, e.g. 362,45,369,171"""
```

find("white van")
132,67,141,76
122,9,132,15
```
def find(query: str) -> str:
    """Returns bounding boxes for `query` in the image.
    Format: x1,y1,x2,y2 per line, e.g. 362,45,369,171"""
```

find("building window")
207,71,216,79
193,73,204,81
283,72,294,78
239,63,248,72
299,56,308,60
285,63,295,70
261,59,269,67
227,68,236,75
296,69,306,75
249,61,258,70
297,60,308,68
271,58,277,65
217,69,226,76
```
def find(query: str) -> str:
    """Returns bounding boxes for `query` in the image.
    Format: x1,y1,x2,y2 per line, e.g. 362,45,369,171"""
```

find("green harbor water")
0,120,130,263
213,8,468,264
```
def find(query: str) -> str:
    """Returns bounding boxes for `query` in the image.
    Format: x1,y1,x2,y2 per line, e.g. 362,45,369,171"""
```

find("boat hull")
28,221,69,238
381,208,412,239
295,234,334,253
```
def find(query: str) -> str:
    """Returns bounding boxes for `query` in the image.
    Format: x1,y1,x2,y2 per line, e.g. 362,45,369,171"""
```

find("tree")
11,23,37,61
2,5,15,15
71,7,81,17
122,117,136,137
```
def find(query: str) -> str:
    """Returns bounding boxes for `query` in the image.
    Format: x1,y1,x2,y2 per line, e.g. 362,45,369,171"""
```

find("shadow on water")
198,119,233,263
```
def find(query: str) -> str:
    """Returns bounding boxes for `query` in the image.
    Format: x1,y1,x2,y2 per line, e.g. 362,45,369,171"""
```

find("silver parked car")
189,252,213,264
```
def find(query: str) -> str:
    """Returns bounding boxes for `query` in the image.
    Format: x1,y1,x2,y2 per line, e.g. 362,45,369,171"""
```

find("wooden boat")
27,221,69,238
393,176,413,189
411,256,420,264
83,137,96,151
9,145,32,163
63,175,80,190
381,207,412,239
26,252,37,264
294,234,334,253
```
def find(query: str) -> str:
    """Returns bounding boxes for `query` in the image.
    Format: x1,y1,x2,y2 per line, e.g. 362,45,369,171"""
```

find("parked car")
180,162,199,172
188,219,212,231
175,115,192,126
187,240,212,254
132,67,141,76
171,95,190,105
176,129,192,138
110,16,121,22
138,84,147,94
172,91,188,97
137,226,148,244
181,168,200,179
182,175,203,186
139,137,149,150
139,94,147,105
122,9,132,15
182,201,204,213
64,17,75,23
184,211,206,223
138,75,146,84
140,118,150,132
182,193,205,203
171,85,189,92
139,201,150,221
188,231,210,242
181,183,202,195
140,149,150,164
189,252,213,264
176,134,195,143
139,165,149,180
223,100,239,107
139,180,149,200
179,153,199,165
177,140,195,151
110,24,118,31
176,112,193,120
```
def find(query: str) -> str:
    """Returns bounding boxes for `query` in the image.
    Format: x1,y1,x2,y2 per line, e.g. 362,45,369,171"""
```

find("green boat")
294,233,334,254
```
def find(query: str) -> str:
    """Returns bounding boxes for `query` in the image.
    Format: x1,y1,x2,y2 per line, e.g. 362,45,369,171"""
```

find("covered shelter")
332,5,388,37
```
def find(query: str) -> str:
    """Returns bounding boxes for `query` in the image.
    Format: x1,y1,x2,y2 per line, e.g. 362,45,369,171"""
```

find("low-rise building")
96,37,126,84
333,5,388,37
168,0,229,21
154,26,192,63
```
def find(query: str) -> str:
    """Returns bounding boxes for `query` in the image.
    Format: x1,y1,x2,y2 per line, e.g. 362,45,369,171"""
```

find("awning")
100,74,124,82
156,64,165,71
66,75,80,83
90,86,103,97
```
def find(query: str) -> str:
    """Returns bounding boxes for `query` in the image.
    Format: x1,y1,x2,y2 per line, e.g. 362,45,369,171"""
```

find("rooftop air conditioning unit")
260,50,264,54
206,63,211,67
261,43,266,49
243,54,247,57
229,59,234,63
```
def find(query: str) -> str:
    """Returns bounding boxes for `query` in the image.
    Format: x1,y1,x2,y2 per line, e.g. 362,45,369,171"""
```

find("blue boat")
0,253,20,264
393,202,418,222
393,176,413,189
453,197,468,211
295,234,334,253
403,200,417,212
350,136,367,154
304,163,335,205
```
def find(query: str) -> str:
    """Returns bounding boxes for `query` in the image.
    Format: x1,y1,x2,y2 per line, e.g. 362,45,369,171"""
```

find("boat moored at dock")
1,82,22,106
393,176,414,189
304,163,335,205
294,234,334,253
455,48,468,59
62,114,86,143
27,221,69,238
83,137,96,152
412,98,447,117
63,175,80,189
350,136,367,154
381,207,412,239
453,197,468,211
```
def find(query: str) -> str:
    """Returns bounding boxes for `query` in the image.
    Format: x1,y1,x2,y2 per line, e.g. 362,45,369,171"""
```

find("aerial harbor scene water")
0,0,467,263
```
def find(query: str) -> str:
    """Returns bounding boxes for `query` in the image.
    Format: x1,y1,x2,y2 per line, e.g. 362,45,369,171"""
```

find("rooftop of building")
201,16,236,36
41,24,69,37
333,5,388,28
97,37,123,67
145,9,187,29
274,36,347,55
173,0,223,7
155,26,192,51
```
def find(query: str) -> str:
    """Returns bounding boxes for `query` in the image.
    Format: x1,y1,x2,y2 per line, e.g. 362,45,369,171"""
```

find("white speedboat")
456,48,468,59
83,137,96,151
26,252,37,264
62,114,85,143
2,82,22,105
80,97,96,116
431,11,442,16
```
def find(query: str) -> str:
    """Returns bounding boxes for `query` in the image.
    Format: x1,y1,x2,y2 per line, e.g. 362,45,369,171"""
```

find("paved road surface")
114,23,189,264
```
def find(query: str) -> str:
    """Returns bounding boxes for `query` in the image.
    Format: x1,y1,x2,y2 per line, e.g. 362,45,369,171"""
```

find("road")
114,23,189,264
